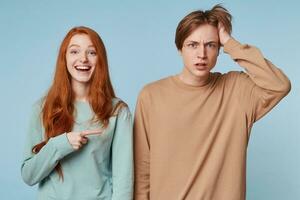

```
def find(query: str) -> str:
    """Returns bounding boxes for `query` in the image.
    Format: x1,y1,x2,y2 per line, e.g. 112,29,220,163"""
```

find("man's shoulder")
218,70,243,77
141,76,173,92
214,71,251,89
217,71,247,81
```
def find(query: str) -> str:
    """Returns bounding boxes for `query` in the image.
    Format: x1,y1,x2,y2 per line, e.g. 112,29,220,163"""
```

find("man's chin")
193,70,210,78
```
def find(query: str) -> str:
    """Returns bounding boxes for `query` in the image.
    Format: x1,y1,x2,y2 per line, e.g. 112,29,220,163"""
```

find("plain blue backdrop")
0,0,299,199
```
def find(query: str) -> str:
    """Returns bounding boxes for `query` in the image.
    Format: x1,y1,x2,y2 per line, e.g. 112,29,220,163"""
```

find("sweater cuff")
49,133,75,158
223,38,241,54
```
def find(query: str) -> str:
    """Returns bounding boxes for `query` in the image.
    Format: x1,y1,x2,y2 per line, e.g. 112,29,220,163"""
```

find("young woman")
21,26,133,200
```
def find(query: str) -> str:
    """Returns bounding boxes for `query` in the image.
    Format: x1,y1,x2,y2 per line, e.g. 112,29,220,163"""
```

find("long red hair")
32,26,116,179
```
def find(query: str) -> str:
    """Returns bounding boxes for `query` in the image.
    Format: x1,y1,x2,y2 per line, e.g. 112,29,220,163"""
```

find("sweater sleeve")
111,106,134,200
224,38,291,124
134,90,151,200
21,103,75,186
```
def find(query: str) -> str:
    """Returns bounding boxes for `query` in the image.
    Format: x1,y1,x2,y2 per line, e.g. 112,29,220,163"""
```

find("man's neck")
179,69,210,87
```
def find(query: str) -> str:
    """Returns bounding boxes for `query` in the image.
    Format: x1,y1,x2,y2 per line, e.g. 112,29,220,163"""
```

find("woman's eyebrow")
68,44,80,48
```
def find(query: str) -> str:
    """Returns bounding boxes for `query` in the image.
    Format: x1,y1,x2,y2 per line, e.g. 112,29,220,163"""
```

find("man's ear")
217,45,221,56
178,49,182,56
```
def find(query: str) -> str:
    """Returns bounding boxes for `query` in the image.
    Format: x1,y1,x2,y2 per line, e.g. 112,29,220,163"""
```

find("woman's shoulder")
111,97,130,116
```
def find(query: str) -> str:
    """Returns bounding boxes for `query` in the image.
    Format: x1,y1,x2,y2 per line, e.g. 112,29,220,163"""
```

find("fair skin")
65,34,102,150
179,23,231,86
66,34,98,102
67,129,103,150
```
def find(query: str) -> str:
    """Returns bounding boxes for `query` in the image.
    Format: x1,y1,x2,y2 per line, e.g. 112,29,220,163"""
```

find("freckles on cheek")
92,57,98,66
67,59,77,68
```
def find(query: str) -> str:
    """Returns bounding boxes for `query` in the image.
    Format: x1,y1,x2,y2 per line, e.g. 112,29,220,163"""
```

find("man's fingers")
218,22,224,29
80,129,103,136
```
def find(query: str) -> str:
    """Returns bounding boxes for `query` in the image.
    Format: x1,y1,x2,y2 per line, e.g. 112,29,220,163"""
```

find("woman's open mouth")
75,65,91,72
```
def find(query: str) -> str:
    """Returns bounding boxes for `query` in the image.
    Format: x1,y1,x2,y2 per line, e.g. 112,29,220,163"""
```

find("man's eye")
188,43,197,48
207,43,216,48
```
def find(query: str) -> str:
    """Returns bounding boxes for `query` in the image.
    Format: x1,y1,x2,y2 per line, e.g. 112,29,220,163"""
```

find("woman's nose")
80,52,88,63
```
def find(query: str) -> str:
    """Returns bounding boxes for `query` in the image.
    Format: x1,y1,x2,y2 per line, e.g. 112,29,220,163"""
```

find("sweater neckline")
171,73,214,91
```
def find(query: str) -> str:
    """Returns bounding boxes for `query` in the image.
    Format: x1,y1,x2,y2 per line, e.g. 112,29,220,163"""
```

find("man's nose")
197,44,207,59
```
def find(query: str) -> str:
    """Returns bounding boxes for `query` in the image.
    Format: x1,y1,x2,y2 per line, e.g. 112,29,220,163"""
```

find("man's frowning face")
179,24,219,79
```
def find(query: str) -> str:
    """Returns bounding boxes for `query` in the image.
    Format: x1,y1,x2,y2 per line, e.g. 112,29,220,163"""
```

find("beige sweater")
134,39,291,200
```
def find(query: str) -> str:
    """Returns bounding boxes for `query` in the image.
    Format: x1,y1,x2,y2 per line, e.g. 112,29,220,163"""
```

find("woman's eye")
88,50,97,56
70,49,79,54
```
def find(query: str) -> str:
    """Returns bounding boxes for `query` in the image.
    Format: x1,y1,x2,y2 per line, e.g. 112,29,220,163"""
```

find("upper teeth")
76,65,90,69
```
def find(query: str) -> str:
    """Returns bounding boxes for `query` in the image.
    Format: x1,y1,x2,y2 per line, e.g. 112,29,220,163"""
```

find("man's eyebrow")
185,40,200,44
206,40,219,43
204,40,219,44
185,40,219,44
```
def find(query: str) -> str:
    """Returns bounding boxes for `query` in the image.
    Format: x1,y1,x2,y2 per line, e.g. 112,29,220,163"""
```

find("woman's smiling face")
66,34,98,85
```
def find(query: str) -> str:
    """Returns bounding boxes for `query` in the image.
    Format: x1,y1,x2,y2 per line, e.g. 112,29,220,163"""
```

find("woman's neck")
72,80,89,102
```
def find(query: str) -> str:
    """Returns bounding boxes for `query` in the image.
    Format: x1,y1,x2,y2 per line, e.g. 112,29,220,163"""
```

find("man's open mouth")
195,63,207,70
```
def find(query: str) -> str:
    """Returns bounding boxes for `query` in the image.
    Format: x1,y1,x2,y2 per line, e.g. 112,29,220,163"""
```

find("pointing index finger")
80,129,103,136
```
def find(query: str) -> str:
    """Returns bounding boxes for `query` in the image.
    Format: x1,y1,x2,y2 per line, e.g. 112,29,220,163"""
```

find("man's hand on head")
218,22,232,46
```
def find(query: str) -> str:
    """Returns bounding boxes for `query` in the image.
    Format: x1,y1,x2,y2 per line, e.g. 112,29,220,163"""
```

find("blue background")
1,0,299,199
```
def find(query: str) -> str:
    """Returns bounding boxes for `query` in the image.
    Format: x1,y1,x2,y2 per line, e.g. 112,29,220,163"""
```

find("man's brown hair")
175,4,232,50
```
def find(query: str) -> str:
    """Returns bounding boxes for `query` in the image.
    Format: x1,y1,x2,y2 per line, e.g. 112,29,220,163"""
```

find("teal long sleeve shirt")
21,99,133,200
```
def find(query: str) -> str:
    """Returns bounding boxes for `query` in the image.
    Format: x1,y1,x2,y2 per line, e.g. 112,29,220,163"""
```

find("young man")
134,4,291,200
